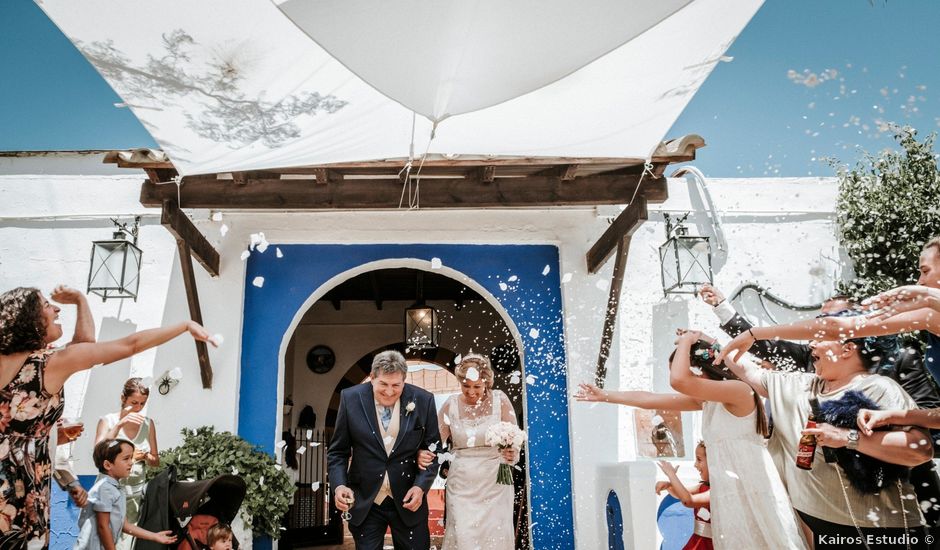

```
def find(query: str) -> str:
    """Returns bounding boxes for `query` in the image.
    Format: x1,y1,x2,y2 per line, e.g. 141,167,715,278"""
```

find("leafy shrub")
833,126,940,299
147,426,293,539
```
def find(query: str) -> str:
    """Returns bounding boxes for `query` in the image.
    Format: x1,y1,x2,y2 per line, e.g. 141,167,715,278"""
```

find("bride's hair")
455,354,494,389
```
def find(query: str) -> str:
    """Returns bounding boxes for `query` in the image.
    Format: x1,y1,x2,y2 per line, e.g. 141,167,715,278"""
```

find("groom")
328,350,441,550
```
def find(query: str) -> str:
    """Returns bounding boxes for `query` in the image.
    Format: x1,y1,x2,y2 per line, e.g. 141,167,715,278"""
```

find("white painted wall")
0,152,841,549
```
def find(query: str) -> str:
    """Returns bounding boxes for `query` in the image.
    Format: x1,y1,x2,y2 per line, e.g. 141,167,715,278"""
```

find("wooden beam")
313,168,335,185
586,195,648,274
140,174,667,209
160,200,221,278
561,164,580,181
144,168,177,185
594,236,630,388
176,239,213,389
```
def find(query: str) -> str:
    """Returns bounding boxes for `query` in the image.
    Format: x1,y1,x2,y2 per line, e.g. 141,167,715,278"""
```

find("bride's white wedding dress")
440,390,518,550
701,401,807,549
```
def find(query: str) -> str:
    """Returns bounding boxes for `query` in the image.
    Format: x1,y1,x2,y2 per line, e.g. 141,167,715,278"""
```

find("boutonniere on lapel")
405,400,416,416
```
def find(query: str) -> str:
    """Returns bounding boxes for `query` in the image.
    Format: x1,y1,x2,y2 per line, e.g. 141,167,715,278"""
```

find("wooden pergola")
105,134,704,388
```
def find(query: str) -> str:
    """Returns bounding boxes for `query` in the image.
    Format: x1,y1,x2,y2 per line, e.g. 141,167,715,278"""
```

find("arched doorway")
280,268,529,547
238,244,573,550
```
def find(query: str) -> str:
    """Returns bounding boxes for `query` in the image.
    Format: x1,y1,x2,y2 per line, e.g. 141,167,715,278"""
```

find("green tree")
834,126,940,299
147,426,293,539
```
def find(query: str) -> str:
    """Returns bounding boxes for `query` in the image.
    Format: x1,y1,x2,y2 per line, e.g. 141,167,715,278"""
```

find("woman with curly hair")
0,286,215,549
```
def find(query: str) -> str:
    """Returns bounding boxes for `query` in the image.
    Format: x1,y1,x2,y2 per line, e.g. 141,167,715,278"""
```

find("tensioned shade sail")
37,0,762,177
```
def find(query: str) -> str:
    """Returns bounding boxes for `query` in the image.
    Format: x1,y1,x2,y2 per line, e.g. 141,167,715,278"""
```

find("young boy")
75,438,178,550
207,523,236,550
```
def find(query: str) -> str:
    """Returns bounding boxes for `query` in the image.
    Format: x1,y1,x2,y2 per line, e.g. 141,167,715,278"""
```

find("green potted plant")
147,426,293,540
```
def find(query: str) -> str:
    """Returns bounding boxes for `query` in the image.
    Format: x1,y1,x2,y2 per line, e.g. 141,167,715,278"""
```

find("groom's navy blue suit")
328,382,440,549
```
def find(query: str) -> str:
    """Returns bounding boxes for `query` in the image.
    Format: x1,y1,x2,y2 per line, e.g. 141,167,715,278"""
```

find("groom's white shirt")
373,398,401,504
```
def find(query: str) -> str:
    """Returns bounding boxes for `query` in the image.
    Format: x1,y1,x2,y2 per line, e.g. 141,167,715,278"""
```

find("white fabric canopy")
274,0,694,121
37,0,762,176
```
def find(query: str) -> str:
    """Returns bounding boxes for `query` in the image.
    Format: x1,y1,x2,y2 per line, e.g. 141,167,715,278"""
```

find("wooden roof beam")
585,195,648,274
160,199,221,278
140,174,667,210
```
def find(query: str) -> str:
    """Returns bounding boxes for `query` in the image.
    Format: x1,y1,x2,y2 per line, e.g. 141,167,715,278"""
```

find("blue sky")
1,0,938,177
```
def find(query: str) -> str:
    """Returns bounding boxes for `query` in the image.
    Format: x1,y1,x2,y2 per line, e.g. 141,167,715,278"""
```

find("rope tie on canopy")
398,116,437,210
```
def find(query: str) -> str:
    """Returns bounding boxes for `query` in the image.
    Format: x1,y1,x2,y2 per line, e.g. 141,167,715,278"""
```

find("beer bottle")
796,414,817,470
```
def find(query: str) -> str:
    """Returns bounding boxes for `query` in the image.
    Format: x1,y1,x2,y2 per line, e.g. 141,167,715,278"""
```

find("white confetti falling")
384,435,394,445
276,247,283,258
724,470,739,480
252,276,265,288
525,374,537,385
651,415,664,425
509,373,521,385
528,328,540,339
220,224,229,236
430,257,442,269
696,508,711,521
309,442,320,448
306,429,313,439
466,367,480,381
240,250,250,261
276,440,287,450
561,273,572,283
542,265,551,276
259,476,265,486
689,367,703,376
508,275,518,282
499,282,508,291
211,212,223,222
296,446,307,456
428,443,438,452
311,481,321,491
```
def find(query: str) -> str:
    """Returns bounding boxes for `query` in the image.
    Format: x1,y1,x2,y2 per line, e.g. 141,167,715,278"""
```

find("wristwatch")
846,428,860,450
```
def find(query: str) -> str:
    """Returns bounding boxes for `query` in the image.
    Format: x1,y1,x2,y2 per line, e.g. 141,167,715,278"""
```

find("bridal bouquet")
485,421,526,485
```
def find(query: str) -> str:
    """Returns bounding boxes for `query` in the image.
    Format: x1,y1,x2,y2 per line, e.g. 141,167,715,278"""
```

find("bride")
439,354,520,550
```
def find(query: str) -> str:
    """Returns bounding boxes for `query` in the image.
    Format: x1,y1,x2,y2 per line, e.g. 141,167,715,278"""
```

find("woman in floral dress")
0,286,214,548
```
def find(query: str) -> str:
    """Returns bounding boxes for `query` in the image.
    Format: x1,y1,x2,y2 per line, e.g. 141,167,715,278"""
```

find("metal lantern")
404,304,439,349
87,217,143,301
659,213,712,295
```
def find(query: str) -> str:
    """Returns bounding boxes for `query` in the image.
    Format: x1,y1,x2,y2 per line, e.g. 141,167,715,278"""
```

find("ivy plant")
833,126,940,300
146,426,293,539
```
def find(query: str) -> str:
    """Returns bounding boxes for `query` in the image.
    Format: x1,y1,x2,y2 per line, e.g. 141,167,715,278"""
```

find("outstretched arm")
574,383,702,411
716,309,939,365
858,407,940,433
45,321,214,393
414,394,441,493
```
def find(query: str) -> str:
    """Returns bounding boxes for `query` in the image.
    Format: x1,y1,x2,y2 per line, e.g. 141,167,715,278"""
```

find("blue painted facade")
238,244,574,549
50,475,95,550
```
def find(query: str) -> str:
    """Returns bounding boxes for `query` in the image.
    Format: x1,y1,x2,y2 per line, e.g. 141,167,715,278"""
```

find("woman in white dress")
95,377,160,550
577,330,807,550
439,354,520,550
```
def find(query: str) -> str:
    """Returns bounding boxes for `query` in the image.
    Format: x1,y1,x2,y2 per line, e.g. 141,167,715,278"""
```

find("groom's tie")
380,406,393,431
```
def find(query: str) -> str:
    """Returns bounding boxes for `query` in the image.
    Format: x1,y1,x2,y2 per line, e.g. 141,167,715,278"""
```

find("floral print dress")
0,350,64,549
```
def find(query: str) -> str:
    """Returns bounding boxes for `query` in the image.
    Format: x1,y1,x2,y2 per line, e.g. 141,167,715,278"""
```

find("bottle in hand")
796,414,817,470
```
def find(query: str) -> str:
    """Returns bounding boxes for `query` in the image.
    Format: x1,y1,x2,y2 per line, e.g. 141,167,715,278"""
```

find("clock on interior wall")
306,345,336,374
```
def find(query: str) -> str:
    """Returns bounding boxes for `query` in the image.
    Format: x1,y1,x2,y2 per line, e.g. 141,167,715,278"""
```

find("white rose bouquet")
485,421,526,485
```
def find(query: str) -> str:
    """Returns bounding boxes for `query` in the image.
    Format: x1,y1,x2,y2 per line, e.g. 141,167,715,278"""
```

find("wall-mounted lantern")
659,212,712,296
